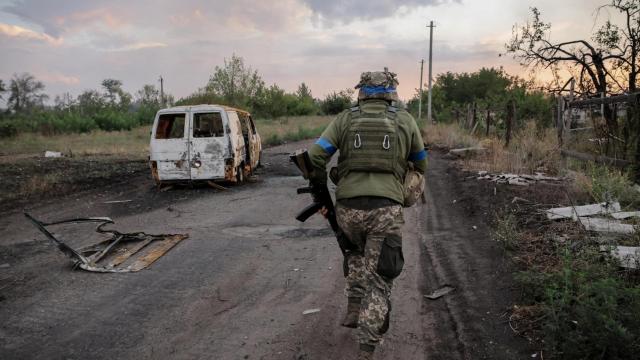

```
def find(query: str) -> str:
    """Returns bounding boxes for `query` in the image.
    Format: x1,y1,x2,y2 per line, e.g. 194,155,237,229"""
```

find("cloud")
2,0,113,36
105,41,168,52
0,22,62,45
300,0,460,24
38,72,80,85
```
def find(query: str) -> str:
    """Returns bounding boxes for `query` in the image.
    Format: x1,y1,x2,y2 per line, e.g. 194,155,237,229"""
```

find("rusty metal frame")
24,212,188,273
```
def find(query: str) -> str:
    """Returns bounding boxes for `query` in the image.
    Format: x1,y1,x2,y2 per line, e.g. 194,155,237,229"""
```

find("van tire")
236,165,244,183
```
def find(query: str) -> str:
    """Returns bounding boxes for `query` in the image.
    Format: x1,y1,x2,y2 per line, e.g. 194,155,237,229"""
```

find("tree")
54,92,75,111
599,0,640,93
321,89,354,115
296,82,313,100
136,84,160,106
76,89,105,115
7,73,48,113
0,79,6,100
101,78,131,109
101,79,123,104
205,54,265,108
506,3,639,96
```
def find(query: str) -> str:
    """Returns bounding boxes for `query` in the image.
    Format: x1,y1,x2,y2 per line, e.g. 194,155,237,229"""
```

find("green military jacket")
309,99,427,204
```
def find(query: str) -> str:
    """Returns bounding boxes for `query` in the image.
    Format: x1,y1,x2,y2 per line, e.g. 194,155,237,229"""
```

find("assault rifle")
290,150,356,276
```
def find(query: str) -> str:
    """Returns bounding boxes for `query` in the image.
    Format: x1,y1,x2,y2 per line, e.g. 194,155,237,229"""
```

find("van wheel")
236,165,244,183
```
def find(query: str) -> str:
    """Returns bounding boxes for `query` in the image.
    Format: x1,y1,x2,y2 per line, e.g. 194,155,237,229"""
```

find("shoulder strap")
386,105,398,120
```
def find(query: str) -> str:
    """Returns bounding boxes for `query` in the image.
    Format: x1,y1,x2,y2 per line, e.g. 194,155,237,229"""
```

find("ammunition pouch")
376,234,404,280
337,106,407,181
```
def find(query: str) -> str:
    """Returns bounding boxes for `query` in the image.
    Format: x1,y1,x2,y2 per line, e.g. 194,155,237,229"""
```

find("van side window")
239,113,250,135
193,112,224,138
155,113,185,139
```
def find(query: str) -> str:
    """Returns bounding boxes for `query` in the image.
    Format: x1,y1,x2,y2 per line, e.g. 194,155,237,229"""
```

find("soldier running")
308,68,428,359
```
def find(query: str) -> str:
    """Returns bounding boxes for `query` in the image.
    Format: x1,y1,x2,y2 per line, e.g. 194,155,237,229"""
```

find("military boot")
357,344,375,360
340,297,361,328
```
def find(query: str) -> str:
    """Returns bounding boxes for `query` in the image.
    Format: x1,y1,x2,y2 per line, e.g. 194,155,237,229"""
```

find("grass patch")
0,115,334,157
1,126,151,159
516,246,640,359
423,121,561,175
492,209,520,251
422,122,480,149
577,164,640,209
19,173,62,196
254,115,332,146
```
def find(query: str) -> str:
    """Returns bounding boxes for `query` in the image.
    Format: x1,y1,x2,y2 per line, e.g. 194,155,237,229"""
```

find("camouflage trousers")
336,203,404,347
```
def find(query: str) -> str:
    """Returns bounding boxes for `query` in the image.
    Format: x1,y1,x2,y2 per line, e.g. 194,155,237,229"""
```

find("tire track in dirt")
417,153,531,360
0,143,532,360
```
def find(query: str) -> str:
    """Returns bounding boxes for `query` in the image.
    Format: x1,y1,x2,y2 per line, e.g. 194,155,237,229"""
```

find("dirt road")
0,140,531,359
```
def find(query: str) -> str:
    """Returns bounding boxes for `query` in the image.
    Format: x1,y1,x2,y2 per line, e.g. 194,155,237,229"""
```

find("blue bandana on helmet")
361,85,397,95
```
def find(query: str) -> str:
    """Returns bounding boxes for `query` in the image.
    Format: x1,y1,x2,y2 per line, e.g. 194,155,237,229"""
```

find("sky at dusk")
0,0,614,103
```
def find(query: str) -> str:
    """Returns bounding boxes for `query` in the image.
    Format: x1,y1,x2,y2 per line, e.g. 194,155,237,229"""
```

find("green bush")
0,119,18,137
92,110,137,131
587,164,640,208
492,210,520,251
543,249,640,359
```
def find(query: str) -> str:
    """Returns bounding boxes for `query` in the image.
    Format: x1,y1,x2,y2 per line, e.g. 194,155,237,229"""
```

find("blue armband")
408,149,427,161
315,137,337,155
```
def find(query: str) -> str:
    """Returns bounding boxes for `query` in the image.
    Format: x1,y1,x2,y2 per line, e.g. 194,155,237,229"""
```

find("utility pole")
418,59,424,121
427,20,435,123
159,75,165,108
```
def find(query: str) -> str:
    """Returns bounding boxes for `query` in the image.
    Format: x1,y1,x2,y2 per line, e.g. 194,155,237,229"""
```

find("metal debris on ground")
546,202,621,220
600,246,640,269
24,212,188,273
424,285,456,300
44,151,63,158
302,308,321,315
611,211,640,220
579,217,636,235
103,200,133,204
476,171,564,186
545,202,638,235
207,181,228,191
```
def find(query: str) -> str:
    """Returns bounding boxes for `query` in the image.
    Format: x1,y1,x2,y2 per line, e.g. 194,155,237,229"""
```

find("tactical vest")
337,105,407,180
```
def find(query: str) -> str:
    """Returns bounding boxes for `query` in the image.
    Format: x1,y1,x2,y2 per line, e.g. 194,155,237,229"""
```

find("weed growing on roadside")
19,173,62,196
492,209,520,251
543,247,640,359
585,164,640,208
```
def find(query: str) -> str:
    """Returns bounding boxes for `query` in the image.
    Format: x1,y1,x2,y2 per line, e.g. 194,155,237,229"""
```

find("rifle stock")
290,149,358,277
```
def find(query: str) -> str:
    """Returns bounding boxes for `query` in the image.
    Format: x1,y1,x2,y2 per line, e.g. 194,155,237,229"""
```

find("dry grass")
0,115,334,159
422,122,480,149
18,173,62,196
254,115,333,145
464,124,561,175
1,126,151,159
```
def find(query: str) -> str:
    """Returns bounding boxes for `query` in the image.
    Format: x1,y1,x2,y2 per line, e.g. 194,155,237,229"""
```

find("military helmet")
355,67,399,102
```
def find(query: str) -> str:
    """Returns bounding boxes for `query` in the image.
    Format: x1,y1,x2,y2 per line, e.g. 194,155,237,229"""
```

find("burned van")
149,105,261,184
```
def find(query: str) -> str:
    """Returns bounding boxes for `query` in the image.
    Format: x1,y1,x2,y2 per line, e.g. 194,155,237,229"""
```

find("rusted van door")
150,112,190,181
247,116,262,169
189,111,227,180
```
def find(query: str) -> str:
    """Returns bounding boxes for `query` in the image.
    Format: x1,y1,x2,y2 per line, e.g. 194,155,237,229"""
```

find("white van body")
149,104,261,184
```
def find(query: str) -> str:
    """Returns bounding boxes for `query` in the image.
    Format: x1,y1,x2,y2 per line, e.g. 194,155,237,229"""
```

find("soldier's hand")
318,206,329,218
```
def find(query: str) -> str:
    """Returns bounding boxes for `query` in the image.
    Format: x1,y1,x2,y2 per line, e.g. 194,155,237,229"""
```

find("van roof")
158,104,251,116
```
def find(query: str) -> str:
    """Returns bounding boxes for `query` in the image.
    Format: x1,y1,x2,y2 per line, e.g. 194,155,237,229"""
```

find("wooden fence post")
485,105,491,137
505,100,513,147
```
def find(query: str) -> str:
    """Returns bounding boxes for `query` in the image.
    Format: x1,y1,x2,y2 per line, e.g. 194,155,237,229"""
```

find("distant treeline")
0,55,354,137
406,67,554,130
0,57,554,138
